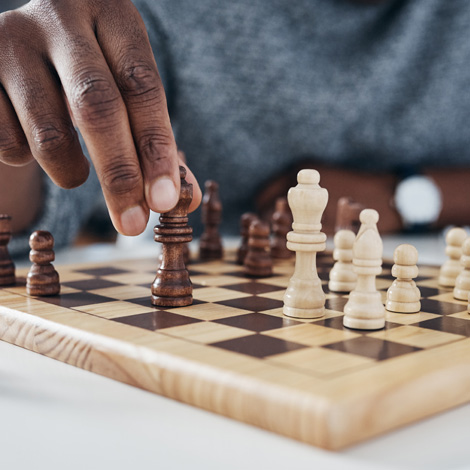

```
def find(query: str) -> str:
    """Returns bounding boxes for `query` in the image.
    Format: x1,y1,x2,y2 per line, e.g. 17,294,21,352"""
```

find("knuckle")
101,160,141,196
118,60,163,103
70,70,121,125
138,132,174,164
31,121,76,154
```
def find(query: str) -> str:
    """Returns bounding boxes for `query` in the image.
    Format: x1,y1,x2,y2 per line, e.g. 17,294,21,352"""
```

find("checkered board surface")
1,251,470,449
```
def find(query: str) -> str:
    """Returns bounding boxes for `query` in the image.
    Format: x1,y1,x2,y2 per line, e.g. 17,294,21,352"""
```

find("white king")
283,169,328,318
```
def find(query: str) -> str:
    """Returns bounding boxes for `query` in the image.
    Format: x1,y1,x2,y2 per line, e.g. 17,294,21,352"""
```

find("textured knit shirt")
8,0,470,254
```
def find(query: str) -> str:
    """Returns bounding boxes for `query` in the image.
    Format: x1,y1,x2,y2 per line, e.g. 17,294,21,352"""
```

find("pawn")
200,180,223,259
27,231,60,296
0,215,15,286
236,212,258,265
386,244,421,313
439,227,467,287
453,237,470,301
328,229,356,293
244,220,272,277
335,197,365,234
343,209,385,330
271,197,293,259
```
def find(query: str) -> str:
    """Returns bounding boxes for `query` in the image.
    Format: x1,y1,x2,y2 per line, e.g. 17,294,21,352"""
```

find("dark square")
74,267,129,276
216,296,283,312
62,279,125,291
418,287,445,298
215,312,300,332
211,333,306,358
113,310,202,331
323,336,421,360
39,292,114,308
418,316,470,337
224,271,281,279
420,299,467,316
223,282,284,295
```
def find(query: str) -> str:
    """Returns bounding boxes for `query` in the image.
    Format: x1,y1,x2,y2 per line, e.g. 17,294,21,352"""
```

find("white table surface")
2,233,470,470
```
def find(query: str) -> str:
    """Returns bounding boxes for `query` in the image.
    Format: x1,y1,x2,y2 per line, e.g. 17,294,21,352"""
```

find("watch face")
394,175,442,226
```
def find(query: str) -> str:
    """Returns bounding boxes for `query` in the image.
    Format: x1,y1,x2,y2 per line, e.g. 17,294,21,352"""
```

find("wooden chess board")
1,251,470,450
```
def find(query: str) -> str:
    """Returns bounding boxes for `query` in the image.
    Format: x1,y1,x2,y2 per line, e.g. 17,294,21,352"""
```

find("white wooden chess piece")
453,237,470,301
343,209,385,330
328,229,356,293
439,227,467,287
386,244,421,313
283,169,328,319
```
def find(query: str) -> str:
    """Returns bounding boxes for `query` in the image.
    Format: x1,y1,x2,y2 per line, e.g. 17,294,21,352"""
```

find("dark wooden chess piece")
271,197,293,259
236,212,258,265
0,215,15,286
335,197,366,234
199,180,223,260
244,220,272,277
151,166,193,307
27,231,60,296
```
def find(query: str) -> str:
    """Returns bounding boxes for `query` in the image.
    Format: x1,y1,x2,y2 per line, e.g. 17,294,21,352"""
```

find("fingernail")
150,177,179,212
120,206,147,235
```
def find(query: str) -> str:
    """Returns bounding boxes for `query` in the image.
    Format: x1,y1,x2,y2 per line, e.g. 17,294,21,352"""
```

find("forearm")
0,161,43,233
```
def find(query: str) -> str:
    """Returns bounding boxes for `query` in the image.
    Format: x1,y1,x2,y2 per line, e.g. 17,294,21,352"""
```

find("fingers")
0,84,32,166
1,60,89,189
94,3,181,213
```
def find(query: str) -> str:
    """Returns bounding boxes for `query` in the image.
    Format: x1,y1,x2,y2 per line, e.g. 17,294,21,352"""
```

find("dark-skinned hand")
0,0,201,235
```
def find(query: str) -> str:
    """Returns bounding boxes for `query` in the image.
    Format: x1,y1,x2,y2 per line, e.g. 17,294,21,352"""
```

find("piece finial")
179,165,187,179
394,243,418,266
297,169,320,185
360,209,379,225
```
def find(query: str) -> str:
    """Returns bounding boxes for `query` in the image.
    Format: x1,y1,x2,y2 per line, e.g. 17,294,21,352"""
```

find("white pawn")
386,244,421,313
283,169,328,319
439,227,467,287
453,237,470,301
328,230,356,293
343,209,385,330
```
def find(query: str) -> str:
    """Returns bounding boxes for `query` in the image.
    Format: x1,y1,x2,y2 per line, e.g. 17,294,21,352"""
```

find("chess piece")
439,227,467,287
271,197,293,259
343,209,385,330
236,212,258,265
0,215,15,286
335,197,365,234
283,169,328,319
386,244,421,313
26,231,60,296
453,237,470,301
328,229,356,293
152,166,193,307
200,180,223,259
244,220,272,277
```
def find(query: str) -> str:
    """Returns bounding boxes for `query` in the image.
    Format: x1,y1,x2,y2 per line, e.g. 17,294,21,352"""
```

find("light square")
163,321,248,344
369,325,464,348
265,323,359,347
268,347,374,377
76,301,155,318
193,287,250,303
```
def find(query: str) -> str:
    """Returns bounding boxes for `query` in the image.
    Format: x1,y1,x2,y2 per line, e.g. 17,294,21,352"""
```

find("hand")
0,0,201,235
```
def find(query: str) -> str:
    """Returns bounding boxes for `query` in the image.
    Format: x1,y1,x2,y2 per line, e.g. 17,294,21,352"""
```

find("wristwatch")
394,169,443,232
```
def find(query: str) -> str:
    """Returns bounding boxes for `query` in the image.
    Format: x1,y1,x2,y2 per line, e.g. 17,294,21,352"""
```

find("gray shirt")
6,0,470,254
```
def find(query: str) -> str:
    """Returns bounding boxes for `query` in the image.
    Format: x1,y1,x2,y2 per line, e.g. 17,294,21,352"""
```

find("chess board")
1,250,470,450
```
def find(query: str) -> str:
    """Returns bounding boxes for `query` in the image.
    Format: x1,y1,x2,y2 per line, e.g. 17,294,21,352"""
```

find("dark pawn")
244,220,272,277
335,197,365,234
27,231,60,296
152,166,193,307
200,180,223,259
0,215,15,286
271,197,293,259
236,212,258,265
